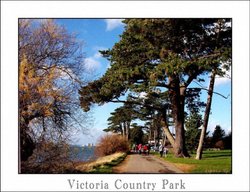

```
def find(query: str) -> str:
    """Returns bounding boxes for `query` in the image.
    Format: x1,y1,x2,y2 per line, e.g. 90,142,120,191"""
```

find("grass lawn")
89,153,127,173
155,150,232,173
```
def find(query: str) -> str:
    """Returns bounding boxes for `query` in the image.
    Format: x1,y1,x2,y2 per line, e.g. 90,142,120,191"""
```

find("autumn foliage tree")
19,19,90,168
19,56,58,161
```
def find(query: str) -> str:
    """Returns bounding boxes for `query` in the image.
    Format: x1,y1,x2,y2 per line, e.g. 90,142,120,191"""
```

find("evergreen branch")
196,52,221,60
193,80,230,99
110,98,162,111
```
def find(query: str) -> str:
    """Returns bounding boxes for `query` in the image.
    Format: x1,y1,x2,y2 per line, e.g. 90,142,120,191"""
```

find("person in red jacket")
138,143,142,154
143,144,148,155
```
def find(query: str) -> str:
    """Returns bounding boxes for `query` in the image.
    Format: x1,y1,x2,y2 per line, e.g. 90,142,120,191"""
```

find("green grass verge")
154,150,232,173
88,153,127,173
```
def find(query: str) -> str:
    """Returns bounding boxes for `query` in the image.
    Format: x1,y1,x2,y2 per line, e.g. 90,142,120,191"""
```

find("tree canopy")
79,18,231,157
104,103,136,140
19,19,90,163
212,125,226,145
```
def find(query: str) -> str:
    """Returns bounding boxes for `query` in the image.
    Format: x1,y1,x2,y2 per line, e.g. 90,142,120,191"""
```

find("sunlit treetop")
79,18,231,112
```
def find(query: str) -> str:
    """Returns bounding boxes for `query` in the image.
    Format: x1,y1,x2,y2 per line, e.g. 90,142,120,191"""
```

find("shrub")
215,140,224,149
95,134,129,156
223,132,232,149
21,141,77,173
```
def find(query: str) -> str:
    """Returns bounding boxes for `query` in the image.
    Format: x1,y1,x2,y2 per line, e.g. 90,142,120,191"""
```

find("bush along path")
76,152,127,173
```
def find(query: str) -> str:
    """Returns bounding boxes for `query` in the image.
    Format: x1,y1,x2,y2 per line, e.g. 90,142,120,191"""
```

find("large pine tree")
79,19,231,157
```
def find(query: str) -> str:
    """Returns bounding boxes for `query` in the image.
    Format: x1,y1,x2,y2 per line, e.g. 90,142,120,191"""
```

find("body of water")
69,146,97,162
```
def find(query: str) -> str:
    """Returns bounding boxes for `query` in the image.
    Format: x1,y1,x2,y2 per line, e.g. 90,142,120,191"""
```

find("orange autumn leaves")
19,56,59,121
19,19,86,141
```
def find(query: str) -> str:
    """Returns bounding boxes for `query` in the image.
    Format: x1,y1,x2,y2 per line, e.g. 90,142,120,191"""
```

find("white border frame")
1,1,249,191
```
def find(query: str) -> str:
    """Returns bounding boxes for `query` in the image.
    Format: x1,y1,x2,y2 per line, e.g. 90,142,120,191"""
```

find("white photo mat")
1,1,249,191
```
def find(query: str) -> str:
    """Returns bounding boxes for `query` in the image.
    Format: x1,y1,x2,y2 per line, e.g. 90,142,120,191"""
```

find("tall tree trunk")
160,110,175,147
122,121,130,141
122,123,126,138
153,130,156,147
169,76,189,157
149,129,152,142
119,124,124,136
173,98,189,157
126,121,130,141
20,119,35,162
20,115,37,162
196,70,216,160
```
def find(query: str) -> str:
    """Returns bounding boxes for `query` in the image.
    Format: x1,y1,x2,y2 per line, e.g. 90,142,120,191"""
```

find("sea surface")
69,145,97,162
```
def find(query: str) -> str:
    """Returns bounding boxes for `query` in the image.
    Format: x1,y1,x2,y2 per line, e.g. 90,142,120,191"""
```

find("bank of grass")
75,152,127,173
155,150,232,173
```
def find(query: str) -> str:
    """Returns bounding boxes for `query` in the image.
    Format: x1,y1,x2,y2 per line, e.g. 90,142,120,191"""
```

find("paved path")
113,154,183,173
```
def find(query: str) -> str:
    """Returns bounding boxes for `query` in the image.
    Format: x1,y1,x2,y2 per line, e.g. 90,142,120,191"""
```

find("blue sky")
55,19,231,145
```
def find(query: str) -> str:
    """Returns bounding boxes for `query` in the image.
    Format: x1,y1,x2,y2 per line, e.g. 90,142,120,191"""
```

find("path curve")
113,154,183,173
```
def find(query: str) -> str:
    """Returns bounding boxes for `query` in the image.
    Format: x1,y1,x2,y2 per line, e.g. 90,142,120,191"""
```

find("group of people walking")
132,143,150,155
131,142,168,157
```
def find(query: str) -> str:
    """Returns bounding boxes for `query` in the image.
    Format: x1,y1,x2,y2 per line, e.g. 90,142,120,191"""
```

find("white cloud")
94,52,102,59
84,46,108,73
84,57,101,72
215,76,231,86
105,19,124,31
93,46,108,59
215,67,231,87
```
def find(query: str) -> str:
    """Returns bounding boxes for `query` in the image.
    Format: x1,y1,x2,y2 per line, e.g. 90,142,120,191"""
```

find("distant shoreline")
69,145,97,162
